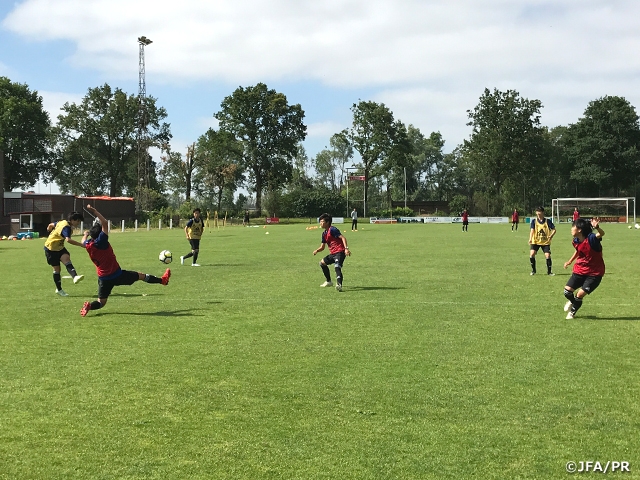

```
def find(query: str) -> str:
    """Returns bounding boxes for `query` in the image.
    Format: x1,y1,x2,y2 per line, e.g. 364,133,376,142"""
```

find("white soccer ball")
629,225,633,229
159,250,173,264
635,223,640,229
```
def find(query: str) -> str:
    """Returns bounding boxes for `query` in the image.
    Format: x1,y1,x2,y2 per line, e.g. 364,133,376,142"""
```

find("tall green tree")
159,144,198,201
53,83,171,196
214,83,307,214
313,131,353,192
0,77,51,191
381,120,413,206
564,95,640,196
194,128,244,211
349,101,402,215
290,144,313,190
463,88,547,212
330,130,353,191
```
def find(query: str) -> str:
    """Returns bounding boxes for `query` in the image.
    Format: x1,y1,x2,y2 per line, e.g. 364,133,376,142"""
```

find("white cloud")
38,90,84,122
194,116,219,132
4,0,640,88
5,0,640,154
0,60,12,76
306,121,346,139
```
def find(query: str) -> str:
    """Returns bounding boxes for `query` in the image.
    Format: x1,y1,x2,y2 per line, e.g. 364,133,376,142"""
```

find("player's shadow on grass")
92,309,202,317
192,263,247,267
582,315,640,321
109,293,162,297
347,286,406,291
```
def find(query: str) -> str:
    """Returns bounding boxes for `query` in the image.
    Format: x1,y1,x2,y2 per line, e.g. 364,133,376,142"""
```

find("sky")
2,0,640,194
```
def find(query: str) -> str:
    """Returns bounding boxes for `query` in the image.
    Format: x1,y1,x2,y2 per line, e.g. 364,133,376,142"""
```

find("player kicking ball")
313,213,351,292
562,217,605,320
79,204,171,317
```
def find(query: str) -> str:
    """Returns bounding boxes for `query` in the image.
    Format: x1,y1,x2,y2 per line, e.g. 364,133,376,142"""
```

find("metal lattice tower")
137,36,152,211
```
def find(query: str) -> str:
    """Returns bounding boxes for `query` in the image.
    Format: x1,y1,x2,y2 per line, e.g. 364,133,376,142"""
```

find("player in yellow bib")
181,208,204,266
44,212,85,296
528,206,556,276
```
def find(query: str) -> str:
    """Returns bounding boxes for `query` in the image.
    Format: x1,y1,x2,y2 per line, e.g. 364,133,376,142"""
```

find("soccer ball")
635,223,640,229
159,250,173,264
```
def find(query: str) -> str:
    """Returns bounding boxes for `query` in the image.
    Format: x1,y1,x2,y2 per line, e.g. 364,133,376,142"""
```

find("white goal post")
551,197,637,224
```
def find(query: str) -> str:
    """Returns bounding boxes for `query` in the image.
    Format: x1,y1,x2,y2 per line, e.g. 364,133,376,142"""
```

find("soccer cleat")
56,289,69,297
73,274,84,284
336,284,342,292
564,301,572,312
180,256,185,265
80,301,91,317
161,268,171,285
191,263,201,267
547,272,555,276
320,281,333,287
530,271,536,276
566,311,575,320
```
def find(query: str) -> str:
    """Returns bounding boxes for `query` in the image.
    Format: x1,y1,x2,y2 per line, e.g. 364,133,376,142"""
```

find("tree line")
2,76,639,218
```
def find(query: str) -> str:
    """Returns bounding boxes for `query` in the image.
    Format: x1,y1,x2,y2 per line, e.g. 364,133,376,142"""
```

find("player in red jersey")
572,207,580,222
79,204,171,316
562,217,605,319
511,208,519,231
461,209,469,232
313,213,351,292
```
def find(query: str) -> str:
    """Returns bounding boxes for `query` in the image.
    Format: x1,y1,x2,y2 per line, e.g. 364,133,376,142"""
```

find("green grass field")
1,222,639,479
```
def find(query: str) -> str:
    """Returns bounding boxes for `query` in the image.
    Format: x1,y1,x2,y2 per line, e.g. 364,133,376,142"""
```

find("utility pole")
137,36,152,212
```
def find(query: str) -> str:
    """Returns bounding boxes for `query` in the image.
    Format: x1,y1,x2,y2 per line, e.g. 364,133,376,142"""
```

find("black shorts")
322,252,346,268
189,239,201,250
462,220,469,225
44,247,70,266
530,244,551,254
566,274,603,294
97,270,140,299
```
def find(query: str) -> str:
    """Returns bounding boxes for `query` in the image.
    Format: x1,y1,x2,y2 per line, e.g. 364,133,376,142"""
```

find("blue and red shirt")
572,233,605,276
83,231,122,280
322,226,345,255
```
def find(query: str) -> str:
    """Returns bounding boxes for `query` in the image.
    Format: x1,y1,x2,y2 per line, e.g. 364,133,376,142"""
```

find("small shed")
1,192,135,237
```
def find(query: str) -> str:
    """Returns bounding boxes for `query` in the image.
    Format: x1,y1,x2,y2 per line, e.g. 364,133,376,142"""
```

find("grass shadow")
109,293,162,297
202,263,247,267
91,309,203,317
581,315,640,321
347,286,407,291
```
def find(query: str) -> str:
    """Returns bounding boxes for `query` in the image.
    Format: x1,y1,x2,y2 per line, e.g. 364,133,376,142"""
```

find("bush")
282,187,344,218
368,207,415,218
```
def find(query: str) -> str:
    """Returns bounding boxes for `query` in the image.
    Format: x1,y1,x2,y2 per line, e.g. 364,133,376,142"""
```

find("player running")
44,212,85,296
529,206,556,275
562,217,605,320
79,204,171,316
313,213,351,292
181,208,204,266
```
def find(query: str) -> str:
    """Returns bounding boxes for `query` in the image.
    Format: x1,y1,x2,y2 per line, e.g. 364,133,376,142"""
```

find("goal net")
551,197,637,224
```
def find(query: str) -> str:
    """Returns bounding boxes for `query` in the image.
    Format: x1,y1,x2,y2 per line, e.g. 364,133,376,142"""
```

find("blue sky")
3,0,640,194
